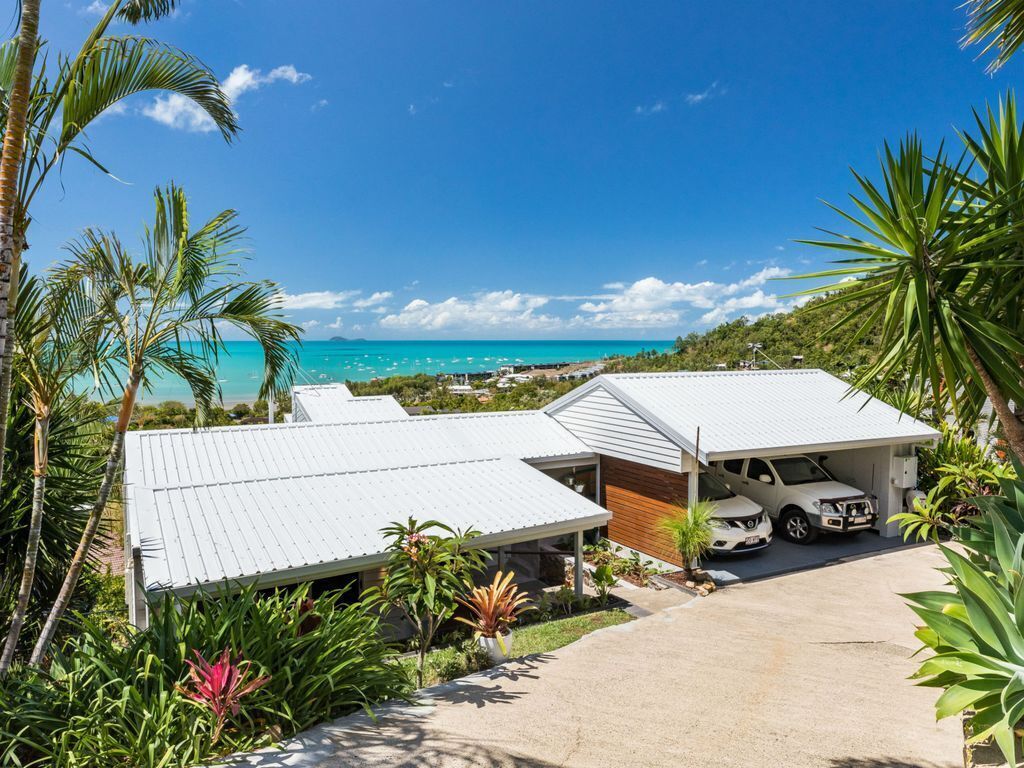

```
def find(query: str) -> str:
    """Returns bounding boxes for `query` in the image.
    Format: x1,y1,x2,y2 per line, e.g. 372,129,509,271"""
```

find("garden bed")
406,608,633,688
583,539,662,587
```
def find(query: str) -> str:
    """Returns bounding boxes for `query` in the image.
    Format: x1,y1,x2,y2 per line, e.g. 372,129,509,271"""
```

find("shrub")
364,518,488,688
0,583,410,767
455,570,533,648
658,501,716,577
591,565,617,603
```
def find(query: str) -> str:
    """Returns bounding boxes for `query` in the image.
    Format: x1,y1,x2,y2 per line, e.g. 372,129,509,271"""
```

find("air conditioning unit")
891,455,918,489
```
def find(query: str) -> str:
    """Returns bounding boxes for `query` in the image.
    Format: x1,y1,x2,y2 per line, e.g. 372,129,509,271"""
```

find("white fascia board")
706,434,941,462
145,511,612,599
542,376,606,415
525,453,598,470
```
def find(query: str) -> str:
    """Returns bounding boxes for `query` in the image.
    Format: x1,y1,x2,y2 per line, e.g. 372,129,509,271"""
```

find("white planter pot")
477,631,513,664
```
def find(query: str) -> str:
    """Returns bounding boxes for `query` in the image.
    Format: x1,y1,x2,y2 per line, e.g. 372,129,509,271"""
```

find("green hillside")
611,296,879,377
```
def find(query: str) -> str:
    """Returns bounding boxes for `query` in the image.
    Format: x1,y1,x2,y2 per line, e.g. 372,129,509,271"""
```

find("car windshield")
699,472,735,501
772,457,833,485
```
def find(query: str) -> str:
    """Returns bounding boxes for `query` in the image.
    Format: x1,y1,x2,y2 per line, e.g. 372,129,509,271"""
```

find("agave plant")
455,570,533,652
177,648,270,745
906,458,1024,763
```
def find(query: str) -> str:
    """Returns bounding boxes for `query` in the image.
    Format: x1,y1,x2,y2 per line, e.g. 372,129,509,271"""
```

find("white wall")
550,385,689,473
820,443,916,537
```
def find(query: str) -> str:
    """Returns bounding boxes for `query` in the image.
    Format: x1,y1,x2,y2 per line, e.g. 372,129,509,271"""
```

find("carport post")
574,529,584,598
498,545,508,571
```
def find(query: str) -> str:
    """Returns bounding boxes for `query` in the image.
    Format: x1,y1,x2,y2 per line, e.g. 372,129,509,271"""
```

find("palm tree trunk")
0,0,40,401
0,247,24,492
30,369,141,665
964,344,1024,463
0,414,48,675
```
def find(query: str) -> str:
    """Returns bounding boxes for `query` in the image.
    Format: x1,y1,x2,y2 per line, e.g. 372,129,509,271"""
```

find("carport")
543,369,940,566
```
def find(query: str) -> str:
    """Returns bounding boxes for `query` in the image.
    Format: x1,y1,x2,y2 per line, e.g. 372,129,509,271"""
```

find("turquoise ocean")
137,339,672,405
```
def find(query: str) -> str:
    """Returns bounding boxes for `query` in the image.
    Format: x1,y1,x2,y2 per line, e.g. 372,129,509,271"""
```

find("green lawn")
407,608,633,688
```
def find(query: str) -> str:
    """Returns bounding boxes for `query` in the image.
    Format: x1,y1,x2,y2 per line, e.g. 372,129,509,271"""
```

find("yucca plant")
455,570,533,653
795,135,1024,463
658,501,716,579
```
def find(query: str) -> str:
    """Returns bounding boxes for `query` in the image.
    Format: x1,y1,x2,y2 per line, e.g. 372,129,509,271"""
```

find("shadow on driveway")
706,530,915,584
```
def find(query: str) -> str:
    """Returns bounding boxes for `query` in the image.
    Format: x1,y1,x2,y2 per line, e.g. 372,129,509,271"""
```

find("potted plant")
658,501,716,582
456,570,533,663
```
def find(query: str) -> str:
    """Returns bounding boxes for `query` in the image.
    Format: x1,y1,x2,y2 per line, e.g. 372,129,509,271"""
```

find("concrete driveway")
705,530,911,584
229,545,961,768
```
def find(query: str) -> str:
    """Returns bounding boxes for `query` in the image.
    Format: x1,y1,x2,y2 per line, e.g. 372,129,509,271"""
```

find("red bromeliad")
177,648,270,744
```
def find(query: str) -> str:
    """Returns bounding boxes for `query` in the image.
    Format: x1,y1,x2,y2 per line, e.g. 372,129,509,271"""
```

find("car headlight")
710,518,731,530
814,501,839,516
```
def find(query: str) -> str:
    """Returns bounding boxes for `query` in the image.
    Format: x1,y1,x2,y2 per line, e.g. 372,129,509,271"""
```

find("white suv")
711,455,876,544
698,472,773,554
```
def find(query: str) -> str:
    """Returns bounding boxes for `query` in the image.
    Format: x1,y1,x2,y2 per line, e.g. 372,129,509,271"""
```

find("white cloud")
277,290,358,310
143,63,312,133
442,80,455,89
79,0,108,16
300,319,320,330
571,267,792,329
696,259,708,266
353,291,393,309
685,81,720,106
380,291,561,332
634,100,667,117
311,98,329,112
327,317,344,330
142,94,213,132
408,104,418,116
222,64,311,101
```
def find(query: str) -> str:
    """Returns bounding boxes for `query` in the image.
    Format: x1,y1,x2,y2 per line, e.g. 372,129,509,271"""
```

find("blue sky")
31,1,1024,339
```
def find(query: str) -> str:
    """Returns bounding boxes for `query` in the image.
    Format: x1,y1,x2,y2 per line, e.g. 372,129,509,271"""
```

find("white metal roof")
125,411,594,489
129,456,610,595
545,369,940,462
292,384,408,423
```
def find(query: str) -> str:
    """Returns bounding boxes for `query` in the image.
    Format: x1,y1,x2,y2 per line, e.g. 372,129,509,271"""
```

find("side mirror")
725,482,731,490
758,474,773,484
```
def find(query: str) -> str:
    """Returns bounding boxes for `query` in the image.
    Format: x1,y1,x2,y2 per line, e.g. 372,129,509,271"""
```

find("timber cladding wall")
600,455,688,567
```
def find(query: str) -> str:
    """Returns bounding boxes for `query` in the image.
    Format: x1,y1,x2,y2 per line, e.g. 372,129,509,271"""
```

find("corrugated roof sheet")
292,384,408,423
131,457,609,595
546,369,939,461
125,411,593,489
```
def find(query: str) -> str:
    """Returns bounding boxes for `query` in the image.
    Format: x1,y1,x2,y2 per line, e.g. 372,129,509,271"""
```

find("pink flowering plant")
177,648,270,744
364,517,487,687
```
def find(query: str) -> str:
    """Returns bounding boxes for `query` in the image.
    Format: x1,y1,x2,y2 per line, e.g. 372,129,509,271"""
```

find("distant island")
328,336,366,342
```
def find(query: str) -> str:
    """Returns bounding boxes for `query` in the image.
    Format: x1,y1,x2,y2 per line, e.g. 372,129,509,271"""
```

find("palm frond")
962,0,1024,73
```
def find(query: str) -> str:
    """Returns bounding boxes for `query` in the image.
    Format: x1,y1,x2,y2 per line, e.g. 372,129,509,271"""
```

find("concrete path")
228,545,961,768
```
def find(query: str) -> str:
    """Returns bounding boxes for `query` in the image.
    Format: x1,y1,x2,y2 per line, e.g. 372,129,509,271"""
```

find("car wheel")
781,508,817,544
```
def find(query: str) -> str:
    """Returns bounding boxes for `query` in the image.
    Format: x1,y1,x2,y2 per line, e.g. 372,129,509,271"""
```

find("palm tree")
963,0,1024,72
0,0,238,491
0,277,102,674
0,0,41,397
28,185,300,664
796,136,1024,462
657,501,717,580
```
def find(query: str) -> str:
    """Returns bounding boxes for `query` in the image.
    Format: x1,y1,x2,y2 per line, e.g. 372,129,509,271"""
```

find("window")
722,458,744,475
772,456,833,485
698,472,735,502
746,458,774,484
